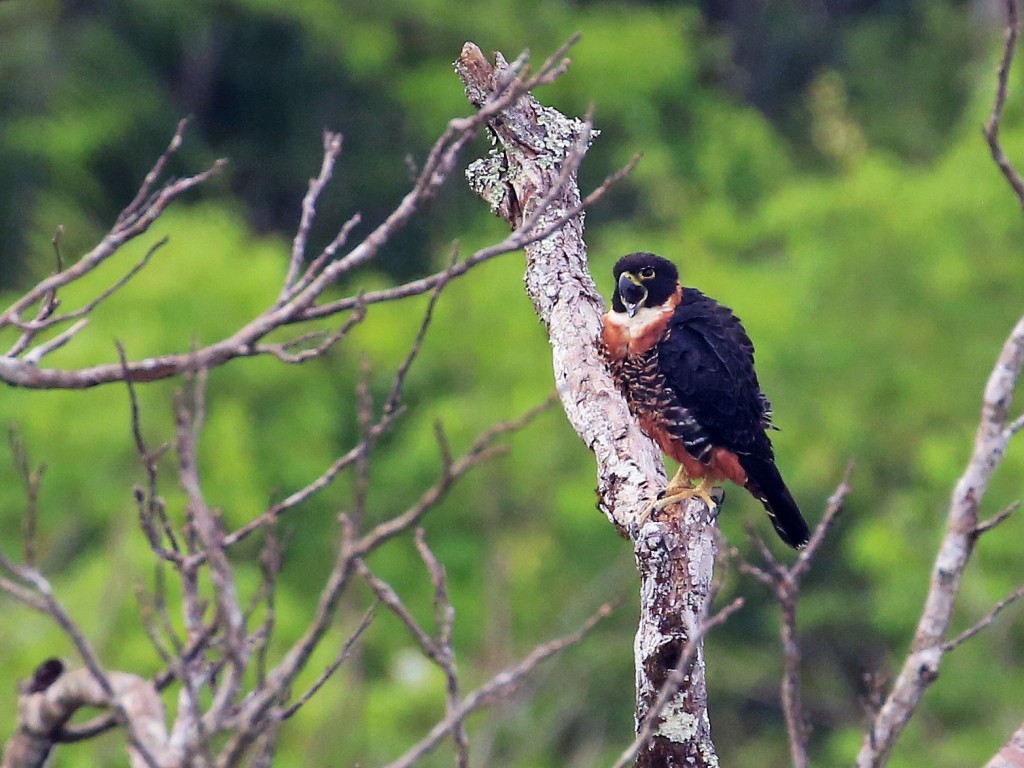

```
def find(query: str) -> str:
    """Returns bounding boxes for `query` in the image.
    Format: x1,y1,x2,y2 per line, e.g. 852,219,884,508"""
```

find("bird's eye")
639,267,655,279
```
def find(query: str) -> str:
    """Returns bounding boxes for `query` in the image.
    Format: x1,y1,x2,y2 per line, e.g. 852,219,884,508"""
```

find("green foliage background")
1,0,1023,766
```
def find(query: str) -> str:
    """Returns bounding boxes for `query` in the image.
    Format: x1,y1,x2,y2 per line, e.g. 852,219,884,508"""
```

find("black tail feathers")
740,456,810,549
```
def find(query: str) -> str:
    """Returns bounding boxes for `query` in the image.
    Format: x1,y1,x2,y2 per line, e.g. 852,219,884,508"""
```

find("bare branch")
356,548,470,764
0,575,48,612
857,313,1024,764
247,531,283,689
1006,411,1024,437
792,460,854,580
943,582,1024,652
356,560,439,660
281,603,376,721
986,720,1024,768
216,515,355,766
290,213,362,300
301,150,636,324
383,599,616,768
975,500,1019,537
174,370,249,730
17,237,167,347
354,527,468,763
254,301,367,364
0,45,579,391
6,229,64,356
119,342,179,560
21,319,89,364
118,117,192,227
415,528,469,768
736,464,854,768
9,428,45,569
2,664,172,768
383,261,451,417
984,0,1024,207
353,397,555,558
352,358,374,530
0,155,224,336
279,131,344,300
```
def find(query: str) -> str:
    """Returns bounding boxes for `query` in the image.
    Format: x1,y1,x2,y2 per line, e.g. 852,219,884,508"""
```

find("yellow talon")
637,467,719,525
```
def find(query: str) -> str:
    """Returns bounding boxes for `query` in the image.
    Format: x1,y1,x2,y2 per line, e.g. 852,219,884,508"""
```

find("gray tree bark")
457,42,721,766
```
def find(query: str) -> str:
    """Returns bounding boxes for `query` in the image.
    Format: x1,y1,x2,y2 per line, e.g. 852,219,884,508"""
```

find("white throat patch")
605,304,674,340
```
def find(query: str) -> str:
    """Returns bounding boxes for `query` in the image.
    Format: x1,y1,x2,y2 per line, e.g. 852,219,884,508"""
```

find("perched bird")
600,252,809,548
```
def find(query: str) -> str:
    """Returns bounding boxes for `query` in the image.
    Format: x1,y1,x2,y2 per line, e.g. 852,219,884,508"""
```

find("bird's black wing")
657,288,809,548
656,288,770,459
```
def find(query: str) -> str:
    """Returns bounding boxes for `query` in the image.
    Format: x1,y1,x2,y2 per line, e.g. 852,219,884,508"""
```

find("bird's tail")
739,455,810,549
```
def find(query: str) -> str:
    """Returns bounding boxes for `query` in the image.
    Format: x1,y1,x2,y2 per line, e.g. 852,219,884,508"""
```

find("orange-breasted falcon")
600,252,809,549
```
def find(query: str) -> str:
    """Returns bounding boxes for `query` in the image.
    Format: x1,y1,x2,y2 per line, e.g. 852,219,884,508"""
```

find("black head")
611,252,680,317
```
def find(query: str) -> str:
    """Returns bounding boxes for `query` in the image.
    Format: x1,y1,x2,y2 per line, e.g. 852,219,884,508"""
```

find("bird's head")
611,252,680,318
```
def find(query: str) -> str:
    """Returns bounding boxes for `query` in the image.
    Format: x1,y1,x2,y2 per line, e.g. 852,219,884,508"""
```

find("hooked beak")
618,272,647,318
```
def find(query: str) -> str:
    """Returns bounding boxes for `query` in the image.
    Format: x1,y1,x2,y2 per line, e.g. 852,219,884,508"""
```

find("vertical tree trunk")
633,515,718,766
456,42,720,766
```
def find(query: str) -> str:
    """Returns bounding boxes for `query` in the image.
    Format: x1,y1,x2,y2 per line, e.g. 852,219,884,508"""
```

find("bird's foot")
636,478,720,526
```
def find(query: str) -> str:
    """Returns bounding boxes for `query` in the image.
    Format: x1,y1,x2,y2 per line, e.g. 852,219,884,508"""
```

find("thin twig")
735,463,854,768
215,518,357,766
943,582,1024,652
118,117,192,226
174,369,249,731
793,461,854,580
15,237,167,339
0,159,224,335
1007,411,1024,436
22,319,89,365
383,599,615,768
356,561,439,663
353,397,555,558
6,229,64,356
984,0,1024,207
251,531,283,688
0,575,48,612
281,603,377,720
975,500,1019,537
383,256,453,417
414,528,469,768
302,153,639,324
9,428,45,569
279,131,344,301
289,213,362,300
352,357,375,531
118,342,179,559
255,302,367,364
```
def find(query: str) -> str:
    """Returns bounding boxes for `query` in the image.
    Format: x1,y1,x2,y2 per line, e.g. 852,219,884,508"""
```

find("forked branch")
0,43,589,391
